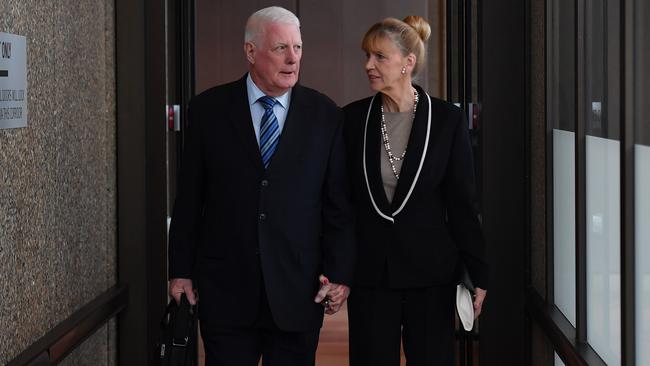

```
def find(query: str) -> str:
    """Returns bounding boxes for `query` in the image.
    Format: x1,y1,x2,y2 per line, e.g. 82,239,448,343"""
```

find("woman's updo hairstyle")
361,15,431,77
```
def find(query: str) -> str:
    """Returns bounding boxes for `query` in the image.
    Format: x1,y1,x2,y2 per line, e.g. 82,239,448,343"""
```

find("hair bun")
403,15,431,42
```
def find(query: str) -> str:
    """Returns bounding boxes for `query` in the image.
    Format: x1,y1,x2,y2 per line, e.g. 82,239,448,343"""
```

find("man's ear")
244,42,256,64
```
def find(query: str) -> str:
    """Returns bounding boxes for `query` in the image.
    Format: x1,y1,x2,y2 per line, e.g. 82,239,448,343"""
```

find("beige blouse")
380,111,414,203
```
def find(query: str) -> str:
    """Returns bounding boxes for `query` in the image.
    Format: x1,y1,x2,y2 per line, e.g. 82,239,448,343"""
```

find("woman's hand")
473,287,487,319
314,274,351,314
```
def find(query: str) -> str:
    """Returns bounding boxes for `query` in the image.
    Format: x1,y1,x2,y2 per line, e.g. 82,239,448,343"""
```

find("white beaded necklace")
380,88,419,180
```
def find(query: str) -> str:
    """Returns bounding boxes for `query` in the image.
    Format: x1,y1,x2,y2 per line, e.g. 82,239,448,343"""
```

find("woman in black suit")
343,16,488,366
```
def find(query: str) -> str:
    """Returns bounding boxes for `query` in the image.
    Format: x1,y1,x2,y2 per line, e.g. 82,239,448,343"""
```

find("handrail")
7,285,128,366
526,287,606,366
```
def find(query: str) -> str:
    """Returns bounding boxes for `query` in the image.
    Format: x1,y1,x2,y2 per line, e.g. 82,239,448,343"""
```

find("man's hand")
314,274,350,315
169,278,197,305
473,287,487,319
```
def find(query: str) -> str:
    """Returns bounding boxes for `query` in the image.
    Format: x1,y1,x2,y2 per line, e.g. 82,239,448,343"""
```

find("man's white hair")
245,6,300,44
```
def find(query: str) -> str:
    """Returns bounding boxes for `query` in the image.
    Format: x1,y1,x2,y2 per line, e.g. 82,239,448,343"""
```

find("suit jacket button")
261,179,269,187
259,213,266,221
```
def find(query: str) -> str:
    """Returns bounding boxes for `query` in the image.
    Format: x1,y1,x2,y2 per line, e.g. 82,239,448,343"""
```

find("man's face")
246,22,302,97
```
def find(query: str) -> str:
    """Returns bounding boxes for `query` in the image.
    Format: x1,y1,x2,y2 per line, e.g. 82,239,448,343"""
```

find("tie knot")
258,96,277,110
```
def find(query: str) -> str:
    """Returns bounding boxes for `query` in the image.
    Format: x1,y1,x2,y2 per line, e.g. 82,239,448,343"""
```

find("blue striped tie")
258,96,280,169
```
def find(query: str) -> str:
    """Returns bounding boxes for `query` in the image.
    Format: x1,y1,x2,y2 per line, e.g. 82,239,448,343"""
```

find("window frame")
528,0,638,364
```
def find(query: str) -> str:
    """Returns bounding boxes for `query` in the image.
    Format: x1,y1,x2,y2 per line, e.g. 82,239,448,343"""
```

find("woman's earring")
401,67,407,75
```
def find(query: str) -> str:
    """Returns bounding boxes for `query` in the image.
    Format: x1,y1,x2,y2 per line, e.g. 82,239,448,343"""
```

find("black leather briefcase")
156,293,198,366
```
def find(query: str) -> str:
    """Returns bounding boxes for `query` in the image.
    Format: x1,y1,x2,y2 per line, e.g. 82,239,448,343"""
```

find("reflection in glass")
584,1,621,364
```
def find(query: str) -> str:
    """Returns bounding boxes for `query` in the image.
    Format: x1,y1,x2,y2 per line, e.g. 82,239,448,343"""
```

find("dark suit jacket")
343,84,487,290
168,75,355,332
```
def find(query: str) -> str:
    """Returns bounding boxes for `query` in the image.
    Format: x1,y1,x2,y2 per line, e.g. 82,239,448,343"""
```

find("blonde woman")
343,16,488,365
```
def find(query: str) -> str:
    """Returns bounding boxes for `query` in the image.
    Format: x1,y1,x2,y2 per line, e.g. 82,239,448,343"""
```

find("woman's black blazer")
343,84,488,289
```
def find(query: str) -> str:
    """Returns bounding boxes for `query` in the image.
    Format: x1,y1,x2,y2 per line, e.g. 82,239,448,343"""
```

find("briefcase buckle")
172,336,189,347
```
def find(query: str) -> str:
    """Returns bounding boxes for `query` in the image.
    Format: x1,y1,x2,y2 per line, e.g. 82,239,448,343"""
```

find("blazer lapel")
391,85,431,214
227,76,264,172
264,84,309,173
364,94,392,217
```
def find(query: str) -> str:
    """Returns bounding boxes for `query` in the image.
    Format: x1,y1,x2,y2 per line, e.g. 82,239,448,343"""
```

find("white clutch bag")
456,282,475,331
456,264,475,331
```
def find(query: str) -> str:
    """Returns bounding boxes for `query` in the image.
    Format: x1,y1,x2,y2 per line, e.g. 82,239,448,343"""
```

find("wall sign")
0,32,27,129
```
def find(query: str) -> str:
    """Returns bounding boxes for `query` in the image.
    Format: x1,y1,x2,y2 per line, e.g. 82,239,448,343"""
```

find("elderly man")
167,6,355,366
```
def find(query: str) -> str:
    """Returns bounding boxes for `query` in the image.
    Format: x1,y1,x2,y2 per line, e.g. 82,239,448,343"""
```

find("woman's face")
364,36,409,93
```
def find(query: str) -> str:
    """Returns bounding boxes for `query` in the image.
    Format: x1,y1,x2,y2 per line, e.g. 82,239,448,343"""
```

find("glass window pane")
635,144,650,365
555,0,575,132
634,144,650,365
553,129,576,325
550,0,576,326
586,136,621,365
555,353,566,366
585,1,621,364
635,0,650,364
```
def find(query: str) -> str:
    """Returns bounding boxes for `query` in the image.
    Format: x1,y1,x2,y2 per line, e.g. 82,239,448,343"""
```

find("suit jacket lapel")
391,85,430,214
364,94,392,217
227,75,264,172
265,84,309,173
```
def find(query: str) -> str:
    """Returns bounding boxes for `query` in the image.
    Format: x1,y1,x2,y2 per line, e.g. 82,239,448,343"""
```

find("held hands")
473,287,487,319
313,274,350,315
169,278,198,305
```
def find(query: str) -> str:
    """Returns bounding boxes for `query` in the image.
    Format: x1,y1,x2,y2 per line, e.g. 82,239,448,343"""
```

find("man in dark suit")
167,6,355,366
